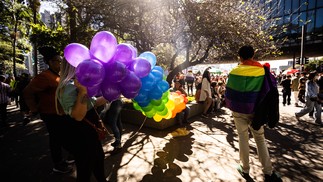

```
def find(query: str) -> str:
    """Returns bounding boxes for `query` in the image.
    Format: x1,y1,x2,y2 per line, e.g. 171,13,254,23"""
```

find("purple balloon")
105,61,127,83
87,84,101,97
64,43,91,67
119,71,142,99
101,80,121,102
75,59,105,87
139,51,156,69
112,43,133,65
129,44,138,58
128,57,151,78
90,31,117,63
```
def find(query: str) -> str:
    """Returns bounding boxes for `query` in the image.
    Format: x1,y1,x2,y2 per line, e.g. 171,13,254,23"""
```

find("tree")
0,0,33,76
37,0,281,84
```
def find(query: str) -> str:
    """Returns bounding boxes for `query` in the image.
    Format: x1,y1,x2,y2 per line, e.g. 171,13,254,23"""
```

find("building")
261,0,323,59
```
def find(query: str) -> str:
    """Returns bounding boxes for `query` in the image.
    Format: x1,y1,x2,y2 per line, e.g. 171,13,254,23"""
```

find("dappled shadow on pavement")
1,104,322,181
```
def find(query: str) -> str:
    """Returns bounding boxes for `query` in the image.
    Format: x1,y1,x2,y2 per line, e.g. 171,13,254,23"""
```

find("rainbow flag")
225,63,265,114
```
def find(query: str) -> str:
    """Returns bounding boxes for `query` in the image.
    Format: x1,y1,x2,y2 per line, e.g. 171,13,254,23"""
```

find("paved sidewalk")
0,95,322,182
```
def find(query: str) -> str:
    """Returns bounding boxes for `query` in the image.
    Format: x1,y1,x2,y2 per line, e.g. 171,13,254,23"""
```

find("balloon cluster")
63,30,187,122
64,31,156,101
133,90,188,122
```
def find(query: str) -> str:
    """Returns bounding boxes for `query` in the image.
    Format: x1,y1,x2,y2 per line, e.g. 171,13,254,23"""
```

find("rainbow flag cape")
225,62,265,114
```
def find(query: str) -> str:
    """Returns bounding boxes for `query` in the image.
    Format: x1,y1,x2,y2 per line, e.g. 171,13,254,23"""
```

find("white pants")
232,112,273,175
293,91,299,104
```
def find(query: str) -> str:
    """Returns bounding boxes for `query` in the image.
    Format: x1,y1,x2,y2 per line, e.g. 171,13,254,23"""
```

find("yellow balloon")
165,111,172,119
166,100,175,111
153,114,163,122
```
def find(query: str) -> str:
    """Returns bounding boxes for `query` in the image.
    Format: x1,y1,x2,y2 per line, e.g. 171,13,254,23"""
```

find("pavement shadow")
264,115,323,181
141,133,194,182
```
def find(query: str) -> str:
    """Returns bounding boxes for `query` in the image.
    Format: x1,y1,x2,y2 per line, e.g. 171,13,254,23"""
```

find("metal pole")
300,25,305,71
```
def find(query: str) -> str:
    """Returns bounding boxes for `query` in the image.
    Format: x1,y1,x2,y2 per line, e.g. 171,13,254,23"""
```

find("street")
0,88,322,182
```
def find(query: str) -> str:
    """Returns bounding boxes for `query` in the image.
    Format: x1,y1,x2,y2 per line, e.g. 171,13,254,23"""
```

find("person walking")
298,72,306,104
225,45,282,182
0,75,11,127
280,75,292,106
295,71,322,126
291,72,300,107
56,58,108,182
23,47,73,173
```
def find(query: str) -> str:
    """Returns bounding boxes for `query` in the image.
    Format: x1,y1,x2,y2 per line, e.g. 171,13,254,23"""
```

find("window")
307,0,316,10
299,12,306,26
278,0,284,16
292,0,300,11
316,8,323,32
306,10,315,33
291,14,299,34
318,0,323,7
285,0,292,14
300,0,307,11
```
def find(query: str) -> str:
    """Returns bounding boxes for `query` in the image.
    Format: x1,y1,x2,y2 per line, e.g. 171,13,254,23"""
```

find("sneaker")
110,146,122,155
201,114,208,118
237,165,253,181
295,113,300,121
265,171,282,182
53,163,73,174
23,117,30,126
65,156,75,164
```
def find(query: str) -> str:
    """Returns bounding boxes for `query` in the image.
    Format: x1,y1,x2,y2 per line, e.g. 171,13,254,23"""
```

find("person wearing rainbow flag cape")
225,45,282,182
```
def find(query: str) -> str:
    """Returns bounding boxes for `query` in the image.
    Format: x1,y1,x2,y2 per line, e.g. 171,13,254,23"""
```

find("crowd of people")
277,70,323,126
5,44,323,181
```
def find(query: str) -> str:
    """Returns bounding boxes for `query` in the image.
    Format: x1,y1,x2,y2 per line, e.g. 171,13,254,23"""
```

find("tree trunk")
12,20,18,78
67,0,77,42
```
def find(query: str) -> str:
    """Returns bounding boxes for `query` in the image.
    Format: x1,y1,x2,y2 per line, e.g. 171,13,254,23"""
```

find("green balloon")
150,99,162,106
142,103,153,112
154,103,165,112
157,106,168,116
133,101,142,111
145,109,156,118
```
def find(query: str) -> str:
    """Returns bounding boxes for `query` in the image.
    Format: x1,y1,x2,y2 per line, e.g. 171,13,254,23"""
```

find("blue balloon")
139,51,156,69
140,73,156,92
137,99,150,107
148,86,163,100
134,91,148,103
151,70,163,82
152,66,164,75
157,80,170,93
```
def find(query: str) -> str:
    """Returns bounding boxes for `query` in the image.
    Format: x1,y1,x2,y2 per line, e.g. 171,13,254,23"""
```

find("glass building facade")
260,0,323,58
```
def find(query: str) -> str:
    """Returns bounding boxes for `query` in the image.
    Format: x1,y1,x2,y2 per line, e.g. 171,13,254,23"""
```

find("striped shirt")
225,60,265,114
0,82,11,104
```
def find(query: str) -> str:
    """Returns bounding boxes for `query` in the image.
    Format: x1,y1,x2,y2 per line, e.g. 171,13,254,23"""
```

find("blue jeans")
104,100,123,145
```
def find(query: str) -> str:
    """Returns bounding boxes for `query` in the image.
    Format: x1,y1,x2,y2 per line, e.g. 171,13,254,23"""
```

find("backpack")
252,66,280,130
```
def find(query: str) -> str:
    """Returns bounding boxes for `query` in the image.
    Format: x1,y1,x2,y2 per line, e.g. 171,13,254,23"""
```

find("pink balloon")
64,43,91,67
128,57,151,78
112,43,133,65
90,31,117,63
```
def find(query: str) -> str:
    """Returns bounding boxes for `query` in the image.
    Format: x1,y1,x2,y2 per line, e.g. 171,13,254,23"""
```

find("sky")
40,1,59,14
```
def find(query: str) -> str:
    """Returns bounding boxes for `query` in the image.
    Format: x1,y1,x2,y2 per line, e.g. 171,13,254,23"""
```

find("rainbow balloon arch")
64,31,187,122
